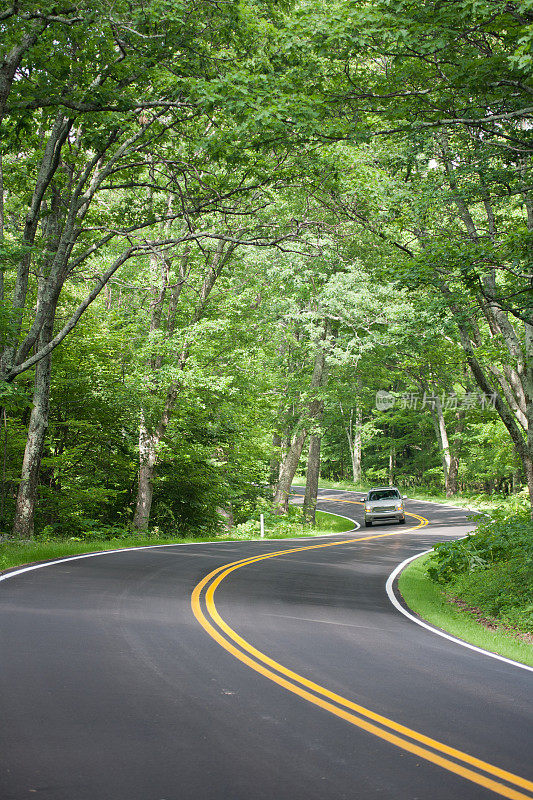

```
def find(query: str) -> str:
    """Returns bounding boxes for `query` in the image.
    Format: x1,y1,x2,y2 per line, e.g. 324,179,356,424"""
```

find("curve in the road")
2,492,531,800
192,514,533,800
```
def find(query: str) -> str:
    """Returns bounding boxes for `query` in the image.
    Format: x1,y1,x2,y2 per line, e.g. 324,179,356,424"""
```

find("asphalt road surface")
1,490,532,800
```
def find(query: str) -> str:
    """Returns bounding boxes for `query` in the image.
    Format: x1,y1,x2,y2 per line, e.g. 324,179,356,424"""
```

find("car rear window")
368,490,400,500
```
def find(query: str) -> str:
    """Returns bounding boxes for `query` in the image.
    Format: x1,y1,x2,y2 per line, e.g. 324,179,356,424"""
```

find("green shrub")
427,513,533,585
426,511,533,635
34,520,132,542
231,501,307,539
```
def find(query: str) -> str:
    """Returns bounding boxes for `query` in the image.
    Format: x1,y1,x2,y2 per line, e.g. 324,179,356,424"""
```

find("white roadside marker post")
260,514,265,538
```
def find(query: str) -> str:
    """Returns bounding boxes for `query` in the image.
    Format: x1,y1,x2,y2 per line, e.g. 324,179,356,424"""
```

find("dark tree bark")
340,403,362,484
442,287,533,511
427,392,461,497
303,430,322,524
272,428,308,513
216,504,234,532
388,445,395,486
12,318,54,538
132,413,158,532
352,406,362,484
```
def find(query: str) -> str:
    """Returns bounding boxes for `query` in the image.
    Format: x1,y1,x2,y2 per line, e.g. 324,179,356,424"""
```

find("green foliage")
231,501,303,537
451,557,533,633
426,511,533,633
35,522,132,543
2,0,532,546
150,454,225,537
427,512,533,585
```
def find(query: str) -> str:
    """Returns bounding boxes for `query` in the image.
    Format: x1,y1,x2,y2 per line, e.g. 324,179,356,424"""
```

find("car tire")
398,516,406,524
365,519,372,527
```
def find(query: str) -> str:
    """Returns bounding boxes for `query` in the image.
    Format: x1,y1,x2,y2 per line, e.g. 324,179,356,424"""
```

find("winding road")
0,489,531,800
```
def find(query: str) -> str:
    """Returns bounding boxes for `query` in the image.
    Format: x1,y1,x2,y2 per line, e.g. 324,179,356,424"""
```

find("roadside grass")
0,509,355,574
316,510,356,533
398,553,533,667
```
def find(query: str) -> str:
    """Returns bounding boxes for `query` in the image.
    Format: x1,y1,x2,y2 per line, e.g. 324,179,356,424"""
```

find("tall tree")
1,0,315,536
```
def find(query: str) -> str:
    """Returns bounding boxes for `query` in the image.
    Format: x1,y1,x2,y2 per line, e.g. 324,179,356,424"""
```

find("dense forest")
1,0,532,540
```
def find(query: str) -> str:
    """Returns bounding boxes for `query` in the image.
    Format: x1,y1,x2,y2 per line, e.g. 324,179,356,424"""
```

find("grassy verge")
0,509,355,574
398,553,533,667
315,510,355,533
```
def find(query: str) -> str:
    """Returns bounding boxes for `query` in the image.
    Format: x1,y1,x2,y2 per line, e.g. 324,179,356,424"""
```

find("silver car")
363,486,406,527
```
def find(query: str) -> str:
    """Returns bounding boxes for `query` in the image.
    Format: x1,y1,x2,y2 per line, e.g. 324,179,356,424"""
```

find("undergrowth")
426,510,533,635
0,506,354,573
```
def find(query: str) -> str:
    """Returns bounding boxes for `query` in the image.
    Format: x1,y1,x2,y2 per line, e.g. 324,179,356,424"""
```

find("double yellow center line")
191,511,533,799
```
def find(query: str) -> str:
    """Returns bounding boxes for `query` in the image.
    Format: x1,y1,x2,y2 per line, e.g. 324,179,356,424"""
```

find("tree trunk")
269,432,282,490
456,315,533,510
525,320,533,513
132,413,157,532
216,504,234,532
440,281,533,517
341,404,362,484
303,432,322,524
352,406,362,483
447,454,459,496
388,445,395,486
273,428,308,513
273,319,330,513
12,321,53,538
429,394,459,497
0,26,44,124
0,408,7,523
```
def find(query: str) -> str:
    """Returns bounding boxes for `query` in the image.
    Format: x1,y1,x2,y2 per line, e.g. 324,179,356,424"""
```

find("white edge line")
386,550,533,674
322,511,360,530
0,506,360,586
292,496,361,533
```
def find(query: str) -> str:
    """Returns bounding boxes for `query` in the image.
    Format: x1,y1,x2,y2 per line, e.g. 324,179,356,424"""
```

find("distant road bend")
1,489,532,800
